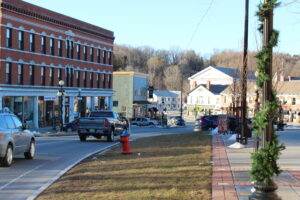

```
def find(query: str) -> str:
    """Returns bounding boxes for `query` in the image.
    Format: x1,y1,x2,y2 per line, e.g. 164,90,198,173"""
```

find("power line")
186,0,215,48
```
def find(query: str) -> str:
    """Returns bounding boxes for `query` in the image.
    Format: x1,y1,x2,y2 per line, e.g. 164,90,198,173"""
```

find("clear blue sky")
24,0,300,56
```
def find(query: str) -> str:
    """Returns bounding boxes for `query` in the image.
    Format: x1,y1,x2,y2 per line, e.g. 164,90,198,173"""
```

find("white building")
149,90,181,113
187,66,254,114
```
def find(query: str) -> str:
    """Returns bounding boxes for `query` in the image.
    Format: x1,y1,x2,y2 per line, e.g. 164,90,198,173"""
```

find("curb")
26,142,119,200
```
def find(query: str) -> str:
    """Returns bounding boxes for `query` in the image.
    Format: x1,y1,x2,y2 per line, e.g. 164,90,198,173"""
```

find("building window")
108,52,112,65
76,70,80,87
29,65,34,85
292,98,296,105
90,73,93,88
103,50,107,64
108,74,112,88
70,41,74,59
29,33,35,52
6,28,12,48
49,67,54,86
83,71,87,87
76,44,81,60
17,64,24,85
83,46,87,61
66,40,70,58
70,68,74,87
5,62,12,84
18,31,24,50
50,38,55,55
41,36,46,54
58,68,62,81
41,66,46,85
97,73,100,88
97,49,101,63
90,47,94,62
58,40,63,57
103,74,107,88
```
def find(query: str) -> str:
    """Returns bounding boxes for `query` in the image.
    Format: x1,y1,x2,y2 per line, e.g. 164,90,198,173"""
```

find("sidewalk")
212,134,300,200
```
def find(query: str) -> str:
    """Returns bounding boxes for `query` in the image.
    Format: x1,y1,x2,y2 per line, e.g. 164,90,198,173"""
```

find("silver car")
0,111,35,167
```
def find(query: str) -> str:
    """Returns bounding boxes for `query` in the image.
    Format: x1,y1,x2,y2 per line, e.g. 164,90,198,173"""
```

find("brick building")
0,0,114,129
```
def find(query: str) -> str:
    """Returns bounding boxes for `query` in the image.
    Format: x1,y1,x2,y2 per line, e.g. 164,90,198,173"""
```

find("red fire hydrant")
120,130,131,154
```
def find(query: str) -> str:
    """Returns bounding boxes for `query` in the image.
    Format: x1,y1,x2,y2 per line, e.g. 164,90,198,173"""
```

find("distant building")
113,71,149,118
149,90,181,112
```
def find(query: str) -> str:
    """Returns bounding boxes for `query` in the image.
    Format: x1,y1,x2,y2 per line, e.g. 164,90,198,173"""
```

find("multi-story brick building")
0,0,114,128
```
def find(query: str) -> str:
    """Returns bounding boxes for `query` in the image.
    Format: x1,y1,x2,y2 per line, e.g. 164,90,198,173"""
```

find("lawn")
37,132,212,200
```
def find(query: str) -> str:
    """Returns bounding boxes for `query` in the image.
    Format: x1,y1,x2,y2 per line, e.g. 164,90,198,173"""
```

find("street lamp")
77,88,82,118
57,80,65,132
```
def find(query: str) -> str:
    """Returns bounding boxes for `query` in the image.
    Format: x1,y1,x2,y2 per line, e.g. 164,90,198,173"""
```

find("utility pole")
240,0,249,144
180,74,183,118
262,0,274,146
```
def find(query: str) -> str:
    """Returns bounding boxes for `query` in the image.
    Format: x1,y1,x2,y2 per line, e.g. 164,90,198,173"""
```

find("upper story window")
90,47,94,62
83,71,87,87
41,36,46,54
76,70,80,87
49,67,54,86
103,50,107,64
58,68,62,81
5,62,12,84
108,52,112,65
17,64,24,85
83,46,87,61
66,40,70,58
70,41,74,59
108,74,112,88
97,73,100,88
292,98,296,105
97,49,101,63
50,38,55,55
90,73,93,88
69,68,74,87
103,73,107,88
29,65,34,85
76,44,81,60
18,31,24,50
58,40,63,57
6,28,12,48
29,33,35,52
41,66,46,85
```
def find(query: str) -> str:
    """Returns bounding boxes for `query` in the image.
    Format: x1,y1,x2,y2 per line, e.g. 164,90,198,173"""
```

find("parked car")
194,115,219,131
131,117,155,126
0,110,35,167
169,116,185,126
78,111,128,142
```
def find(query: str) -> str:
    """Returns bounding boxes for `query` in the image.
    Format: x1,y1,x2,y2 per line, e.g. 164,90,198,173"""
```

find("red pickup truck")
78,111,128,142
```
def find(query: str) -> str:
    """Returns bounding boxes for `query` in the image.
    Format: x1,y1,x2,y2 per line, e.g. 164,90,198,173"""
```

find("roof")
276,81,300,95
221,81,257,95
154,90,181,97
113,71,148,78
189,84,227,95
189,66,256,80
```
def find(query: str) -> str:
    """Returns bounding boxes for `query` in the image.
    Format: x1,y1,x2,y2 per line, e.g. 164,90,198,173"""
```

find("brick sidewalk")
212,134,300,200
212,134,238,200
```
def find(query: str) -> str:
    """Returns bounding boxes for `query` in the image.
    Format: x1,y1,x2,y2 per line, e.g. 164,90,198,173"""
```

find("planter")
249,181,281,200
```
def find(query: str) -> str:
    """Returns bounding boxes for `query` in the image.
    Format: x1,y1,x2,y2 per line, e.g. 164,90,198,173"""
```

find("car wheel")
1,144,13,167
79,135,87,142
107,130,115,142
24,140,35,160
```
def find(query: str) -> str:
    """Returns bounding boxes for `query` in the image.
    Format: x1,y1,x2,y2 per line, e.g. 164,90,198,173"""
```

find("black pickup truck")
77,111,128,142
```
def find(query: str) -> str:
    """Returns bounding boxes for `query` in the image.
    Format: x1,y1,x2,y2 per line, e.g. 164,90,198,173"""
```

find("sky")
23,0,300,57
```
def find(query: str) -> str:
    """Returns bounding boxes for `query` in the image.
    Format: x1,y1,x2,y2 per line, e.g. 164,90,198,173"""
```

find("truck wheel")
79,135,87,142
24,140,35,159
1,144,13,167
107,130,115,142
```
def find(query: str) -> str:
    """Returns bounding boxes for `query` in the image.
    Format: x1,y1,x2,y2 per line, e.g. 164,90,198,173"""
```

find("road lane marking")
0,164,45,191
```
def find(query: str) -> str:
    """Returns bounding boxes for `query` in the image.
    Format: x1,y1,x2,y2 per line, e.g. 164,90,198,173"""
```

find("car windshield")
89,112,114,118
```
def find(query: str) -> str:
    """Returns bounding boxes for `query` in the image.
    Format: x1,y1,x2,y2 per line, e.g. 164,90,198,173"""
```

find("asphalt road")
0,125,193,200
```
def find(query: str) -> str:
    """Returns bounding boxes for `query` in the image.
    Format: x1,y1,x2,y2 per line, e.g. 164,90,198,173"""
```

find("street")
0,125,193,200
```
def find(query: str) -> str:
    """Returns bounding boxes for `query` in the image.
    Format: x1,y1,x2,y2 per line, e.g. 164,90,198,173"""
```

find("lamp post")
77,88,82,118
57,80,65,132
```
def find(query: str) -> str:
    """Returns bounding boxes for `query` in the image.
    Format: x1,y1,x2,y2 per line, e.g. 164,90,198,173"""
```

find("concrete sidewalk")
212,134,300,200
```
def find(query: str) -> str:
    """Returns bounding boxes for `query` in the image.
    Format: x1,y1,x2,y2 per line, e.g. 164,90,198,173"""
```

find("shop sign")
44,96,56,101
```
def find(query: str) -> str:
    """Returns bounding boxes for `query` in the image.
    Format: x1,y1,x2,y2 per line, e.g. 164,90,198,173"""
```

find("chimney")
206,81,211,90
